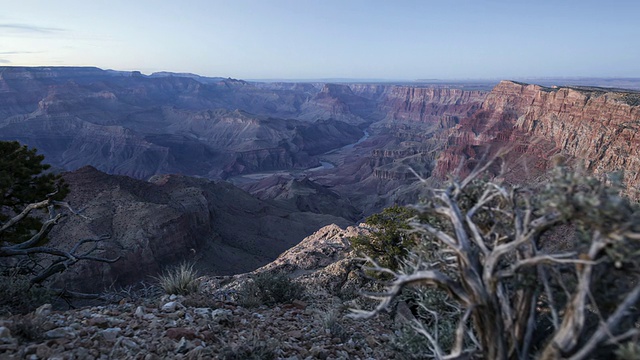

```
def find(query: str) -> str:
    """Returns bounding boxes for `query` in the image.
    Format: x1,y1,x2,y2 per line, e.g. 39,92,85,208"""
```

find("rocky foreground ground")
0,225,410,359
0,292,397,359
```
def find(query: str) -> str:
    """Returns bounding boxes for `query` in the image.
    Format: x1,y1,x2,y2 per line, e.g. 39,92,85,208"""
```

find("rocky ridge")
0,66,493,216
0,67,367,179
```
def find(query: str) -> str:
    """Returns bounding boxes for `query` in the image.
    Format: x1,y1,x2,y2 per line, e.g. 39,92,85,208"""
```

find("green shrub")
238,272,304,307
10,314,46,341
615,341,640,360
394,286,459,356
0,271,54,315
318,307,348,342
350,205,418,272
155,262,200,295
0,141,119,289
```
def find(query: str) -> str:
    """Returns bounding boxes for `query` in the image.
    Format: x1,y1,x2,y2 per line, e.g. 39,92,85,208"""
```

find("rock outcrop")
241,176,361,221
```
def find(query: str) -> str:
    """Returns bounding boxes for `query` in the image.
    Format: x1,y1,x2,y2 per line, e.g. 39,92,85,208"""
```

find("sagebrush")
238,272,304,307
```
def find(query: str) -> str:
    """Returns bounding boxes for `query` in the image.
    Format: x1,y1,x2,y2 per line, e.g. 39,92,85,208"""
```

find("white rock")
211,309,232,323
134,306,145,318
175,337,192,354
45,327,77,339
193,308,212,319
100,327,121,342
184,312,194,323
121,338,139,350
161,301,179,312
35,303,52,317
0,326,12,344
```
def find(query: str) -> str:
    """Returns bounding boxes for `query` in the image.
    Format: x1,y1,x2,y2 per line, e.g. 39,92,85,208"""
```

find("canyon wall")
350,84,486,123
436,81,640,193
0,67,365,179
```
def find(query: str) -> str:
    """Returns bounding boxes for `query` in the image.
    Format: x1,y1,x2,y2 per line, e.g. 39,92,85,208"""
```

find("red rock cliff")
436,81,640,193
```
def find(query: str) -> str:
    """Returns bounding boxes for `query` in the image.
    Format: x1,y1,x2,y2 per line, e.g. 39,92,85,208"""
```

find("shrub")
238,272,304,307
9,314,46,341
156,262,200,295
0,270,54,315
318,307,348,342
0,141,68,245
353,165,640,359
351,205,418,271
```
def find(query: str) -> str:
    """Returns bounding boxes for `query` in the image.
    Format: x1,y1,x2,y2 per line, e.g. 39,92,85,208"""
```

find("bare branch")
539,266,561,330
354,164,640,359
569,283,640,360
542,231,609,357
7,210,64,250
449,306,474,358
52,200,91,220
496,253,593,278
351,270,470,319
412,320,446,359
0,199,50,233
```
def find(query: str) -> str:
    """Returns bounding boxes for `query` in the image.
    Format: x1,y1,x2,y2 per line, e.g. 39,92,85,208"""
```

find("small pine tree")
0,141,68,245
351,205,418,271
0,141,118,297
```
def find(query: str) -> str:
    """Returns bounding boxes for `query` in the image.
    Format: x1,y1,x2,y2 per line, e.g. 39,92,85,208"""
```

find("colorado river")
228,129,368,183
327,130,369,154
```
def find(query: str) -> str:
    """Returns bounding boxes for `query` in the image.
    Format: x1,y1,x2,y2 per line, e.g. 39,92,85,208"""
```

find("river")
228,129,369,183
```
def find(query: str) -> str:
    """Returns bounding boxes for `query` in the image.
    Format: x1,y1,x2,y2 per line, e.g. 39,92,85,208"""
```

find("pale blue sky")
1,0,639,80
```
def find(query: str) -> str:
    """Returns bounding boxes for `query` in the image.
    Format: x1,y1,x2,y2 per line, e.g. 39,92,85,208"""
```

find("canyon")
1,66,640,290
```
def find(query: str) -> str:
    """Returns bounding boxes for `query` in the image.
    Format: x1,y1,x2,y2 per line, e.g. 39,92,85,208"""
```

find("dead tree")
0,191,119,285
353,165,640,359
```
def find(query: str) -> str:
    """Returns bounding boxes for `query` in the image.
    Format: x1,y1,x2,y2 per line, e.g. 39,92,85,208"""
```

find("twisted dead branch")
0,193,119,285
352,165,640,359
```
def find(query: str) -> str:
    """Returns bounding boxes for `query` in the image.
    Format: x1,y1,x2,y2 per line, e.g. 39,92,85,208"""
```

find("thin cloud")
0,59,11,64
0,51,41,55
0,23,66,34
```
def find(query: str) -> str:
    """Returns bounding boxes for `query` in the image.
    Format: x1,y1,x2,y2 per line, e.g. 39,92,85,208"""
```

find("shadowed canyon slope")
0,66,490,212
48,166,352,292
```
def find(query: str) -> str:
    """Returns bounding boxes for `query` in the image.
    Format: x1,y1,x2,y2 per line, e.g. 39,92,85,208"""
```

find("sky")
1,0,639,80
